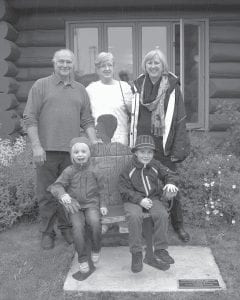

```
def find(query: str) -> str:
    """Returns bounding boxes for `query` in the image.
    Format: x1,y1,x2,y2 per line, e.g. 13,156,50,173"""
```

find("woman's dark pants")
155,148,184,231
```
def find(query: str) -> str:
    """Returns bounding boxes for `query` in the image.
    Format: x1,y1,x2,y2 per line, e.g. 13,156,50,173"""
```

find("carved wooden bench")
91,143,153,257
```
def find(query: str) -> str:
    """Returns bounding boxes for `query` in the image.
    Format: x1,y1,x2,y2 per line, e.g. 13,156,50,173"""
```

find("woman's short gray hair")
95,52,114,68
141,49,168,75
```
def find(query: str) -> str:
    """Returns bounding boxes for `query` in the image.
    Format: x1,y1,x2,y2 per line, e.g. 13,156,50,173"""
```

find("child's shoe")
143,255,170,271
131,252,143,273
154,249,175,264
91,252,100,264
79,261,90,273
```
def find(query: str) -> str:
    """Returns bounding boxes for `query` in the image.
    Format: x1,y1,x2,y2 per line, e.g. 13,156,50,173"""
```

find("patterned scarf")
140,74,169,137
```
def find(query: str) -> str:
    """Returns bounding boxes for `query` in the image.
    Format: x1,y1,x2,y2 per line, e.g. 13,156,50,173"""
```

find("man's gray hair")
52,49,76,64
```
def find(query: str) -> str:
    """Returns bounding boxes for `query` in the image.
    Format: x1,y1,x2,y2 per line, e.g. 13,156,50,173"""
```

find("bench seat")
101,204,151,225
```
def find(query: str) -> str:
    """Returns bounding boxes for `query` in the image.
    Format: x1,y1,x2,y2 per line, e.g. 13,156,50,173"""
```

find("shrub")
178,131,240,227
0,137,37,231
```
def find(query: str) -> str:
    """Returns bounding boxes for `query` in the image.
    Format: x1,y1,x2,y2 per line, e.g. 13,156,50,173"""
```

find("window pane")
108,27,133,80
175,24,200,123
142,26,167,60
184,24,200,123
74,27,99,86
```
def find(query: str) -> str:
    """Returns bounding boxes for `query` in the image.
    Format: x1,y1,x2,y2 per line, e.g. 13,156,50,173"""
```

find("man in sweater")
23,49,97,250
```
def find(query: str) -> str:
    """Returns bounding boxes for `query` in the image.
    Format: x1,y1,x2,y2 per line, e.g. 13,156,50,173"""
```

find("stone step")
64,246,226,299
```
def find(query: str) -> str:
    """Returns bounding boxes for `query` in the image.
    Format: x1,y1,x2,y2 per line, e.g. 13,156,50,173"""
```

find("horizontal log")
0,21,18,41
0,0,18,23
16,29,65,47
0,93,19,111
16,67,53,81
209,114,231,132
0,76,19,93
210,62,240,78
16,81,35,102
0,110,20,138
209,98,240,114
210,78,240,98
17,47,59,67
210,26,240,43
17,13,66,30
0,60,18,76
210,43,240,62
0,39,20,60
8,0,240,9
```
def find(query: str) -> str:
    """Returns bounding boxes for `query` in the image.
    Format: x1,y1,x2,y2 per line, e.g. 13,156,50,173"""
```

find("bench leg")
142,217,154,259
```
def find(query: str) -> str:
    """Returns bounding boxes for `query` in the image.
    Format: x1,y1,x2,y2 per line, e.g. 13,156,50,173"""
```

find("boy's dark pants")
124,200,169,254
69,208,101,263
36,151,72,236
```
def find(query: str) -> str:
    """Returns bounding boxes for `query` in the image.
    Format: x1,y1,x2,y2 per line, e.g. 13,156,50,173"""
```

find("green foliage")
0,137,37,232
178,131,240,227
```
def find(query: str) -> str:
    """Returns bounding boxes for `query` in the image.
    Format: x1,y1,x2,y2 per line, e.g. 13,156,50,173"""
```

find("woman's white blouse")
86,80,133,145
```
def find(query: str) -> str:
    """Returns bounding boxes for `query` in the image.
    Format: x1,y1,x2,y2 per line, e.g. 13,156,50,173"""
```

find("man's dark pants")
36,151,72,236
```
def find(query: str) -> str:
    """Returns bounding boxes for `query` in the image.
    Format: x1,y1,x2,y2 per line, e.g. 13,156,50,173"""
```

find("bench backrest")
91,143,132,207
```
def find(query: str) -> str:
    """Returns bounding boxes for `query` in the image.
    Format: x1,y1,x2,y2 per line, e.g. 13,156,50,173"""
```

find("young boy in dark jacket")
118,135,178,273
49,137,108,280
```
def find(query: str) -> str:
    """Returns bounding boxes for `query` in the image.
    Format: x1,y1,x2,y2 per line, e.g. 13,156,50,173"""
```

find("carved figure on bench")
49,137,108,281
119,135,178,273
91,114,132,234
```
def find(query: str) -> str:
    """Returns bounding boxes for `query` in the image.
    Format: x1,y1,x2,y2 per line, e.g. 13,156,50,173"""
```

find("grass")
0,220,240,300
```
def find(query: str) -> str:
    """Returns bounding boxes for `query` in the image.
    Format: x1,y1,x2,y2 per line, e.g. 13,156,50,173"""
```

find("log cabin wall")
1,1,240,137
209,20,240,131
0,0,21,137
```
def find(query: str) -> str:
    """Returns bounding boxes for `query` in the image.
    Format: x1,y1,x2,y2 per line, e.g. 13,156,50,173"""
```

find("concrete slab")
64,246,226,295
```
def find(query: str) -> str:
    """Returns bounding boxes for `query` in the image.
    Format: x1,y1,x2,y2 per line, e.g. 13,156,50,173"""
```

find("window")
67,19,208,129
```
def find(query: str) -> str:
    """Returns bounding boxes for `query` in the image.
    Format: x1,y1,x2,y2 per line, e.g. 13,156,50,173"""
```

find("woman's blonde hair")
95,52,114,68
141,49,168,75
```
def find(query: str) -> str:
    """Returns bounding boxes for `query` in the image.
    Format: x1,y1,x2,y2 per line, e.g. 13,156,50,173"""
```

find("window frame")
66,18,209,130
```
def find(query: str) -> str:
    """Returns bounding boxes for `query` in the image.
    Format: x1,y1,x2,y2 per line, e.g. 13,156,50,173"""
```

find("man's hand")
140,198,152,210
100,207,108,216
32,145,46,166
163,184,178,199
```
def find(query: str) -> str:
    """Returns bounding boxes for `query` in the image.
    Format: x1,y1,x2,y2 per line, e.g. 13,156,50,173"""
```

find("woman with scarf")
130,49,190,242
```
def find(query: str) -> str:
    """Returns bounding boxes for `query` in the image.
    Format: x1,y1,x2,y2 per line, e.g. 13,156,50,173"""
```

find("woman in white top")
86,52,133,145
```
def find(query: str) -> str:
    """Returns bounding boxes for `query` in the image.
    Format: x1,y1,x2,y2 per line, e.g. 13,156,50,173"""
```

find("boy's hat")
69,136,91,152
131,135,155,153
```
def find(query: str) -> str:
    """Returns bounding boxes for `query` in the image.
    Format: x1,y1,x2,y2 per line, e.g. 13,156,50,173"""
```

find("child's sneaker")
79,261,90,273
91,252,100,264
154,249,175,264
143,256,170,271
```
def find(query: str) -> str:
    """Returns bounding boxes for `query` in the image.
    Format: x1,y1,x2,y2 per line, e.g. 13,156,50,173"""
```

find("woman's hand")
163,184,178,199
100,207,108,216
140,198,152,210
